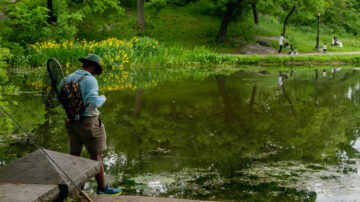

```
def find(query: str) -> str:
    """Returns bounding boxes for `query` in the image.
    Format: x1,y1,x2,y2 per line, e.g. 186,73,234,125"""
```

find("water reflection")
2,67,360,201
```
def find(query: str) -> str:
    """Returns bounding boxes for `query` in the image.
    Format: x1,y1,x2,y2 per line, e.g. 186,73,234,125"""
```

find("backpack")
59,75,88,122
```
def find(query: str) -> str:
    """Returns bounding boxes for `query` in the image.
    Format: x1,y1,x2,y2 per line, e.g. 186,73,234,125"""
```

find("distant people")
279,33,285,53
331,37,337,46
323,43,327,54
278,72,283,86
323,69,326,78
337,40,343,48
288,45,298,55
290,70,296,77
332,37,343,48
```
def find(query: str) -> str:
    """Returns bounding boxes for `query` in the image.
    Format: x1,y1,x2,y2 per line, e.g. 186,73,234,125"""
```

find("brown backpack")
59,75,88,121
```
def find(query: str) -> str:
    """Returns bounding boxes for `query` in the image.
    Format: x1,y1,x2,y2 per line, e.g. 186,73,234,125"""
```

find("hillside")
75,1,360,54
1,0,360,56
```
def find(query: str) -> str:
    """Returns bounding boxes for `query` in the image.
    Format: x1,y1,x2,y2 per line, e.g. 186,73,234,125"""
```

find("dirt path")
226,51,360,57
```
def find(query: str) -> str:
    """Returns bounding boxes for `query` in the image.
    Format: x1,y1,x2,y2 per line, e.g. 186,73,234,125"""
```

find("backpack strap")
77,75,89,109
77,74,87,82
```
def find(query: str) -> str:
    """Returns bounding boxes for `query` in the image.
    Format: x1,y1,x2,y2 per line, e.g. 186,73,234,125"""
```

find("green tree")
278,0,331,35
138,0,145,32
322,0,360,35
251,0,258,24
215,0,243,43
5,2,50,44
0,46,18,133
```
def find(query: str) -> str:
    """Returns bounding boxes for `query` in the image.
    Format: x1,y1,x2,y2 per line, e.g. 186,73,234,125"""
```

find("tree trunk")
249,84,257,110
133,88,143,118
216,0,241,43
281,77,296,113
251,3,258,24
315,69,319,107
137,0,145,32
215,75,233,122
47,0,56,23
282,6,296,35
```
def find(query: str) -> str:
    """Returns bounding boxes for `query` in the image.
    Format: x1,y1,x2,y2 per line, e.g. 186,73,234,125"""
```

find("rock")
256,40,272,47
231,37,247,47
0,183,59,202
240,43,276,55
0,149,100,197
254,36,279,41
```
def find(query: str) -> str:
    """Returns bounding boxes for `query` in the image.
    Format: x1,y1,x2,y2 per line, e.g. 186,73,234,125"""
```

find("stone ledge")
0,183,59,202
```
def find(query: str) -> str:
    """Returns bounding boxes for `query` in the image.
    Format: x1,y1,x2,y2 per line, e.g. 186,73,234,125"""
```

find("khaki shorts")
65,116,107,155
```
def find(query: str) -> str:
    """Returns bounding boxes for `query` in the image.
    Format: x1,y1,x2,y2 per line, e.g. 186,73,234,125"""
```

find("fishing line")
0,105,93,202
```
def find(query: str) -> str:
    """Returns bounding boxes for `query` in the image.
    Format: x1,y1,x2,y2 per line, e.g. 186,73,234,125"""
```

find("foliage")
0,46,18,133
0,47,11,68
321,0,360,35
145,0,196,15
14,35,360,74
5,2,50,45
23,37,161,92
0,0,125,45
52,0,84,42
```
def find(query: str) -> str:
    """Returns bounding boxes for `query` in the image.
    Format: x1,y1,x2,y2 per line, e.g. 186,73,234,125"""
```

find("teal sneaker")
97,186,122,196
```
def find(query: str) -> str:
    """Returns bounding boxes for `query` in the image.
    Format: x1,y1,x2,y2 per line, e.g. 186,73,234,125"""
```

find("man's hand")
100,95,107,101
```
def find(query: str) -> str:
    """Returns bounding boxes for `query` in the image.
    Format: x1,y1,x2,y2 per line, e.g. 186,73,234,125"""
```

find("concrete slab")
0,149,100,197
0,183,59,202
89,195,214,202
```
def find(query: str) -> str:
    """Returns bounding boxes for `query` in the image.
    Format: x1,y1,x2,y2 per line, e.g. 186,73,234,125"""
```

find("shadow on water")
3,67,360,201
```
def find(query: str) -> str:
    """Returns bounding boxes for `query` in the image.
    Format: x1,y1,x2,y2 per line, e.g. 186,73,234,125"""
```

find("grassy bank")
235,54,360,65
11,37,360,71
2,0,360,58
89,2,360,54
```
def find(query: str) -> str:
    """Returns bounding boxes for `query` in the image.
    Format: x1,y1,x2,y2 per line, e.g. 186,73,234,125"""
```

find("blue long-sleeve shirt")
59,70,106,117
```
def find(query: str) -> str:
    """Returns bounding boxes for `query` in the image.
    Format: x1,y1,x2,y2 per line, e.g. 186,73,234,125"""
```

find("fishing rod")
0,105,94,202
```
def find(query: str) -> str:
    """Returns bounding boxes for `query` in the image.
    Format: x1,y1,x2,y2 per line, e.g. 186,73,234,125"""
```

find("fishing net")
42,58,65,108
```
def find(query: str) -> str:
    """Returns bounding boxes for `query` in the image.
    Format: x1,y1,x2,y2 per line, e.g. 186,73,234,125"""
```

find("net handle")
47,58,69,96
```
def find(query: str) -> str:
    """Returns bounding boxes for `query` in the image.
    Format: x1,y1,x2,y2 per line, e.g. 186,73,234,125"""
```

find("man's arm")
85,77,106,108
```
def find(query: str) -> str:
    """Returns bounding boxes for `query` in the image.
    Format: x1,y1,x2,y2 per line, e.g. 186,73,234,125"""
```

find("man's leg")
91,153,106,190
66,121,84,156
279,45,283,53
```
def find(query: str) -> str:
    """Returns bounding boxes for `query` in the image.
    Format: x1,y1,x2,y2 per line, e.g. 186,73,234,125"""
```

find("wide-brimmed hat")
79,54,103,75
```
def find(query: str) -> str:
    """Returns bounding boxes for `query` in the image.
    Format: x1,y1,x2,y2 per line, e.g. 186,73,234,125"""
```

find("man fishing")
59,54,122,196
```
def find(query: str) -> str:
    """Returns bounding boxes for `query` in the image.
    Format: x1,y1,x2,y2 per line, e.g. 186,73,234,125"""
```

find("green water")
2,67,360,201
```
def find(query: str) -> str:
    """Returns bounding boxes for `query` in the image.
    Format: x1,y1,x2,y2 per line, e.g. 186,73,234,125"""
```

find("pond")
2,66,360,201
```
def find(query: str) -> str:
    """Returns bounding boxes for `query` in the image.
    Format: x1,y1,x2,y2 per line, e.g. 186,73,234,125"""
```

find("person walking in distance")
279,33,285,53
59,54,122,196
